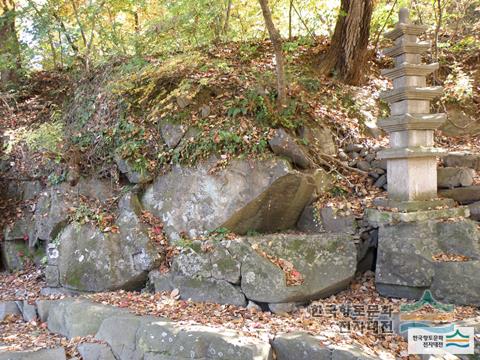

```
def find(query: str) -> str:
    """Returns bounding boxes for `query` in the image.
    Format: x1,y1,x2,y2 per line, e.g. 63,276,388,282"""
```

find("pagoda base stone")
381,156,441,202
365,206,469,226
372,197,455,212
375,218,480,306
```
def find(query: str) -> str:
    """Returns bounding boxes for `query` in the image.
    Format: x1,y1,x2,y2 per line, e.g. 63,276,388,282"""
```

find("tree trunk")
432,0,442,84
223,0,232,36
288,0,293,40
258,0,287,109
0,0,21,86
318,0,373,85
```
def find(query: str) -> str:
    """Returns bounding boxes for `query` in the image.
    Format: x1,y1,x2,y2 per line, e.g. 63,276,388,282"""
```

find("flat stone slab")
36,299,54,322
444,152,480,170
0,298,410,360
439,186,480,204
365,206,469,226
372,198,455,212
137,321,273,360
0,347,66,360
47,298,128,339
97,311,273,360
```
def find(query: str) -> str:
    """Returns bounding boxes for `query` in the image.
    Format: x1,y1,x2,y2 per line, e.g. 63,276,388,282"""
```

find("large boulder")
151,233,357,306
3,214,36,242
96,314,154,360
149,242,246,306
142,157,315,241
241,233,356,304
3,180,43,201
437,167,475,188
376,219,480,306
272,332,331,360
296,206,357,234
298,125,337,156
49,192,162,292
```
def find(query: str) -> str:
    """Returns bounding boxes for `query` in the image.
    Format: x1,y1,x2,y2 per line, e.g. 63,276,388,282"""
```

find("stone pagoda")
370,8,478,308
375,8,453,211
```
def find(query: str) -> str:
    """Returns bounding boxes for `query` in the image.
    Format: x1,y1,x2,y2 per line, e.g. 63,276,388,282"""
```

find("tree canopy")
0,0,476,77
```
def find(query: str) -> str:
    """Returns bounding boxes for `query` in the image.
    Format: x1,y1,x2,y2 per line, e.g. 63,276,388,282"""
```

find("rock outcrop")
47,192,162,292
142,157,315,241
150,233,357,306
376,219,480,306
115,155,152,184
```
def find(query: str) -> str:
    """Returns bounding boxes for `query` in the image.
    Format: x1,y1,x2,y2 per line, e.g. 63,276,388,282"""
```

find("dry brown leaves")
0,314,102,358
140,210,177,273
85,272,478,359
1,268,478,359
432,252,470,262
0,265,45,302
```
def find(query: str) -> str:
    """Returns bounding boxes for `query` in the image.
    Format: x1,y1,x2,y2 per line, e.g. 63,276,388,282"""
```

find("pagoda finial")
399,8,411,24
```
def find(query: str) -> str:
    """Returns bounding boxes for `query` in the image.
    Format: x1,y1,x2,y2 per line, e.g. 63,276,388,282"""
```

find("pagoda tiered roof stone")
383,41,431,57
380,86,443,103
385,23,428,40
378,113,446,132
381,63,439,79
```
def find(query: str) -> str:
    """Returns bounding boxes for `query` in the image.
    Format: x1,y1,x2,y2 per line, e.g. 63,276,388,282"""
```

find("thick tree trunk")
0,0,21,86
258,0,287,109
318,0,373,85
